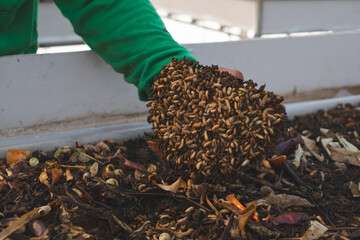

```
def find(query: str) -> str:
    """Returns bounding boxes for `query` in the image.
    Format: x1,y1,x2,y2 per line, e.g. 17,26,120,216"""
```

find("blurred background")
37,0,360,52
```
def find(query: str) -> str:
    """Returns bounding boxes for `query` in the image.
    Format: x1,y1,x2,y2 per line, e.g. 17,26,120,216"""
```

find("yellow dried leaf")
6,149,31,165
155,177,186,193
301,136,324,161
96,141,111,152
39,171,50,187
51,168,63,185
65,168,74,182
238,202,256,230
89,162,99,177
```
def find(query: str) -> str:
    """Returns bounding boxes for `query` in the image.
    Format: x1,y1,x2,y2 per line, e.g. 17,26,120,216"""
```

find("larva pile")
148,58,287,180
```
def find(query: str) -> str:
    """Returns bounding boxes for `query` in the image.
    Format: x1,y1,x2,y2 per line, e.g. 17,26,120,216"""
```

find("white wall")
261,0,360,34
1,31,360,134
191,31,360,94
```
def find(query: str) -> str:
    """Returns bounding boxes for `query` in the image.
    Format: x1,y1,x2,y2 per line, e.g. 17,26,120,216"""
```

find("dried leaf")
6,149,31,165
134,169,143,181
89,162,99,177
187,182,207,200
10,159,26,173
275,138,303,155
39,171,50,187
226,194,259,221
267,155,287,167
0,205,51,240
293,145,307,168
51,168,63,185
260,193,315,210
65,168,74,182
83,144,100,152
96,141,111,152
337,135,359,152
61,223,93,239
272,213,304,225
155,177,186,193
54,146,72,159
78,152,92,163
226,194,246,211
322,134,360,167
329,146,360,167
349,181,360,197
116,153,145,172
238,202,257,230
146,141,163,158
69,152,92,163
301,136,324,161
320,138,334,156
300,220,328,240
320,128,337,138
69,152,81,163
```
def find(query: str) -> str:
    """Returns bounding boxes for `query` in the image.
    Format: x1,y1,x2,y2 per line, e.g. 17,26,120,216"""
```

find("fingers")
218,67,244,80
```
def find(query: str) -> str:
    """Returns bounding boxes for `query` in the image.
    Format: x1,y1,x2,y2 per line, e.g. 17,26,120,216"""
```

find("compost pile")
1,106,360,239
148,58,287,181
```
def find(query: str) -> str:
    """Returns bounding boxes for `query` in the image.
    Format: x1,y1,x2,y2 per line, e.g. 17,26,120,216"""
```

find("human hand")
218,67,244,80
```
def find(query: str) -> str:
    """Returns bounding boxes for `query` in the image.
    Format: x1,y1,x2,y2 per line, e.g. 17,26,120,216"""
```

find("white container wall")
1,31,360,136
260,0,360,35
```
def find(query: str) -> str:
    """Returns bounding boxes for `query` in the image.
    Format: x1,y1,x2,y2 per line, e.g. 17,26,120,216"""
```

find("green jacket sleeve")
0,0,38,55
53,0,196,101
0,0,25,31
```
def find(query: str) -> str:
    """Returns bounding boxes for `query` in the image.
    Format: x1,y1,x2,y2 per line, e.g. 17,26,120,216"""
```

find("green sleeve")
53,0,196,101
0,0,25,31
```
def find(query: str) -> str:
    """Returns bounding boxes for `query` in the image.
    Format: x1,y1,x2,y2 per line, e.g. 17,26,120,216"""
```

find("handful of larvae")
148,58,286,179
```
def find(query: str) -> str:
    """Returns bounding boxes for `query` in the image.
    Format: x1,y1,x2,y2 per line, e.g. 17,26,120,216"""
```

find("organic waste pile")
0,104,360,239
148,58,287,181
0,70,360,239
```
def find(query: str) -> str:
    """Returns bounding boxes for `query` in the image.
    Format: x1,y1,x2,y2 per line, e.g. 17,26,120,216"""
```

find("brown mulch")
0,103,359,240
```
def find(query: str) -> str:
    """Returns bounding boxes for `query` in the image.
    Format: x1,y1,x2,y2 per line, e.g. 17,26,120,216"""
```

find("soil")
0,103,359,239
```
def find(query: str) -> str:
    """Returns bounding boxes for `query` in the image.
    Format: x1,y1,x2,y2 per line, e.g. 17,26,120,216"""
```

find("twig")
59,165,87,170
80,152,105,165
239,172,275,189
74,183,112,209
0,205,51,240
306,193,335,227
219,213,234,240
112,214,133,233
283,162,312,189
175,194,211,212
206,194,224,220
